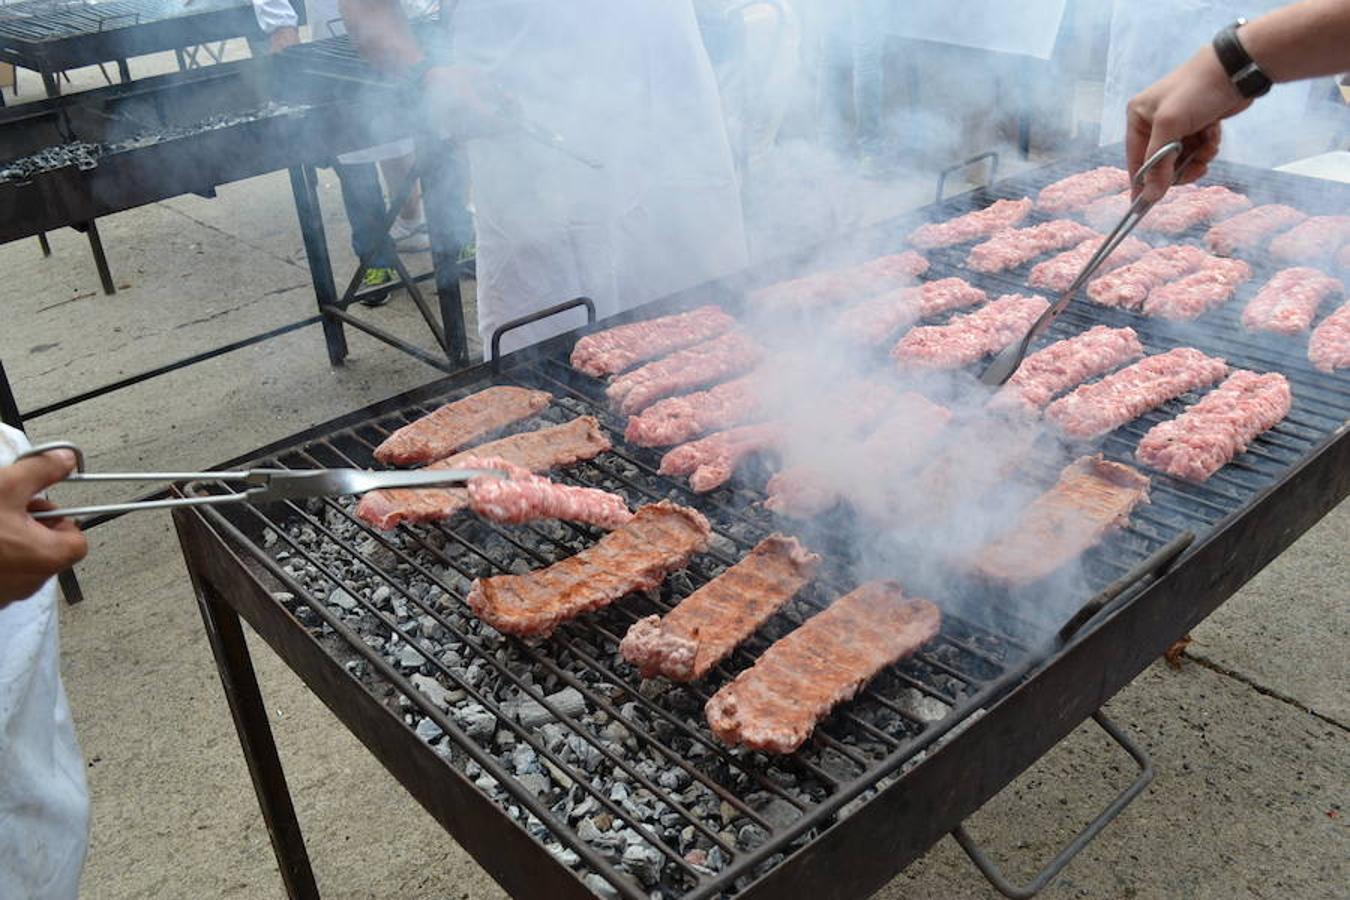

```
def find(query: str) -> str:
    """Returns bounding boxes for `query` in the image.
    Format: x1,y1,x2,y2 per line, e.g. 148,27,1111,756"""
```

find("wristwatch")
1212,19,1273,99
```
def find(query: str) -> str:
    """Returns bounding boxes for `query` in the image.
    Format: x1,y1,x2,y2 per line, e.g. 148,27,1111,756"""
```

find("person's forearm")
339,0,423,72
1241,0,1350,84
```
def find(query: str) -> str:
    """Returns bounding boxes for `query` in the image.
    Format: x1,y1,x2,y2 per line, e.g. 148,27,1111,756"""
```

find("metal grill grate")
183,148,1350,899
0,0,241,41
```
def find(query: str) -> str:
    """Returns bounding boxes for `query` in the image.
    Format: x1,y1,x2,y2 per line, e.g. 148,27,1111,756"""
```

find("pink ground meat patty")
1141,185,1252,235
658,423,783,493
1045,347,1229,440
462,456,634,530
989,326,1145,413
1242,268,1344,334
1141,257,1253,320
907,198,1033,249
1081,184,1200,232
833,277,987,345
1204,204,1308,256
748,251,929,311
1268,215,1350,263
891,294,1049,370
1036,167,1130,213
1308,300,1350,373
569,306,736,377
1086,245,1210,310
965,219,1099,273
623,374,761,448
1027,235,1151,294
606,331,763,416
1136,370,1292,482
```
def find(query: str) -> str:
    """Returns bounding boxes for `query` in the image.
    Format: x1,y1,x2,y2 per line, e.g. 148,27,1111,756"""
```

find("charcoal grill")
172,147,1350,900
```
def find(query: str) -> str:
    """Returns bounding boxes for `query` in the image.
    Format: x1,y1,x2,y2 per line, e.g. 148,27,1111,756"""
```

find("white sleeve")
252,0,299,33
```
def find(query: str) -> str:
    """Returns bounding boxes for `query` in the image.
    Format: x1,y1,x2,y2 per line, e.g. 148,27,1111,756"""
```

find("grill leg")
37,232,51,256
950,710,1154,899
83,221,116,296
40,71,59,98
116,59,131,83
288,165,348,365
194,583,320,900
417,138,470,367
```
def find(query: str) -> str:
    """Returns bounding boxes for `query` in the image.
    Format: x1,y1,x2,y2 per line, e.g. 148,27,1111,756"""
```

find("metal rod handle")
936,150,1000,204
490,296,596,372
30,490,259,521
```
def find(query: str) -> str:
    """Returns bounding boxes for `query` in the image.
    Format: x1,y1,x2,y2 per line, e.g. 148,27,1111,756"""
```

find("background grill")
176,147,1350,900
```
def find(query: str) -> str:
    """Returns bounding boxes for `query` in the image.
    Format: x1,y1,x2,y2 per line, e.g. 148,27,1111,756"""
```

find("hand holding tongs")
18,441,504,521
979,141,1197,387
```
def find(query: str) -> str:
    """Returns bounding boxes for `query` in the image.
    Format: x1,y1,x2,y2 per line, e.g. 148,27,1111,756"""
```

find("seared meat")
705,582,941,753
658,424,783,493
606,331,763,416
462,456,633,529
373,386,551,466
624,374,760,448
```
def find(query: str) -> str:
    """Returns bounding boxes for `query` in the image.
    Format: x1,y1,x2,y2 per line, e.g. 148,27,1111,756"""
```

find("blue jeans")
334,162,397,270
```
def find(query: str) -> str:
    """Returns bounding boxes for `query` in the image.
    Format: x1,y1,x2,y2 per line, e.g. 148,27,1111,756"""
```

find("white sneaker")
390,215,431,253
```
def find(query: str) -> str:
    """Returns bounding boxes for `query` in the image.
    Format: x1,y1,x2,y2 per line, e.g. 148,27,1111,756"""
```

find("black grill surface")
183,147,1350,899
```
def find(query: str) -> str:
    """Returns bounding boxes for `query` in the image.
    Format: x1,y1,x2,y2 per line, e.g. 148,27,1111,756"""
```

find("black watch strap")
1213,20,1273,99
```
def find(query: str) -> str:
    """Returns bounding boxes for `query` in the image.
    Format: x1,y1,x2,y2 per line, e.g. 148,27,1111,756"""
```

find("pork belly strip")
748,251,929,311
907,198,1033,250
1141,257,1252,320
1136,371,1292,482
620,535,821,681
965,219,1098,273
373,386,552,466
1204,203,1307,256
1268,215,1350,263
606,331,763,416
1036,166,1130,213
989,326,1145,413
624,374,760,448
569,306,736,377
1241,267,1343,334
833,277,987,346
705,582,941,753
1086,245,1210,310
658,423,783,493
975,455,1151,584
356,416,612,530
891,294,1050,370
467,501,711,638
1141,185,1252,235
1045,347,1228,440
462,456,633,530
1309,299,1350,373
1027,235,1151,294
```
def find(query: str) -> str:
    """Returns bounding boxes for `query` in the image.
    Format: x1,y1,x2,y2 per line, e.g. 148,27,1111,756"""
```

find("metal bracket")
936,150,1000,204
951,710,1154,899
490,297,596,372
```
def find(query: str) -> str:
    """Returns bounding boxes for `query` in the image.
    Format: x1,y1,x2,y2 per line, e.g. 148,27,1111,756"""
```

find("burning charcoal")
455,703,497,740
328,588,358,611
707,845,727,870
621,843,664,886
737,823,769,850
519,773,551,797
540,723,568,750
506,687,587,728
511,744,540,775
415,718,444,743
582,873,619,899
657,769,689,791
577,817,610,845
397,644,426,669
566,735,604,773
410,674,454,709
896,688,949,723
494,729,516,750
610,782,629,803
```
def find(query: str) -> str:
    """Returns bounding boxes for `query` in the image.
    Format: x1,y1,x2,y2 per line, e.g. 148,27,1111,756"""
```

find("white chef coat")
0,425,89,900
251,0,299,34
451,0,750,353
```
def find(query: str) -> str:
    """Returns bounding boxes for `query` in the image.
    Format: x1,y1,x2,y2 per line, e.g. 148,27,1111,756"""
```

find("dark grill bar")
173,147,1350,899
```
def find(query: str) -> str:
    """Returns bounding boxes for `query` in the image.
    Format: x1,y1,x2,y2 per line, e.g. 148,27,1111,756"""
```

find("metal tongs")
979,141,1196,387
19,441,505,520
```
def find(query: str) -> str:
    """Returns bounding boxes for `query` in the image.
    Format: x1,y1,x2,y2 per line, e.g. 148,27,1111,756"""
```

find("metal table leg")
192,581,320,900
417,138,470,367
116,59,131,82
288,165,348,365
40,70,59,98
83,220,116,295
37,233,51,256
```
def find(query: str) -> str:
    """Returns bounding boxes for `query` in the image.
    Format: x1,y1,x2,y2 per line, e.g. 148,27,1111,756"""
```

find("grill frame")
173,148,1350,900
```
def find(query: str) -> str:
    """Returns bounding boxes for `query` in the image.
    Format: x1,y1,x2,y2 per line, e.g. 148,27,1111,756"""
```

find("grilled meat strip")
1141,185,1252,235
891,294,1050,370
1045,348,1228,440
989,326,1145,413
1268,215,1350,263
1136,370,1292,482
1027,235,1150,294
1205,203,1307,256
570,305,736,377
1035,166,1130,213
907,198,1033,249
748,251,929,311
462,456,633,529
974,455,1150,583
620,535,821,681
658,423,783,493
1141,257,1252,320
373,386,552,466
356,416,611,530
965,219,1098,273
624,374,760,448
705,581,941,753
1309,299,1350,373
606,331,763,416
467,501,711,638
1086,245,1210,310
833,277,987,346
1242,267,1343,334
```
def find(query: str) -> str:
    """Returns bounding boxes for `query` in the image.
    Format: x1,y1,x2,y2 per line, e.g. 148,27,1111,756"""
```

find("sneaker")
390,215,431,253
359,266,397,307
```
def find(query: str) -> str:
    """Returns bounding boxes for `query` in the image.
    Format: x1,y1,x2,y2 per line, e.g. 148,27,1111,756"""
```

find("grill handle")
951,709,1155,899
936,150,1000,204
1057,530,1196,645
490,296,596,373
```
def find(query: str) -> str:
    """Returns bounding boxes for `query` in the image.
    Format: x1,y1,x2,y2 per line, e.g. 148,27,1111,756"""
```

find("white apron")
1101,0,1314,169
451,0,750,353
0,426,89,900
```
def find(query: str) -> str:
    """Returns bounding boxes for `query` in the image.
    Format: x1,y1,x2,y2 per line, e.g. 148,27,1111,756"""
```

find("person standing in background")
340,0,749,353
0,431,90,900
